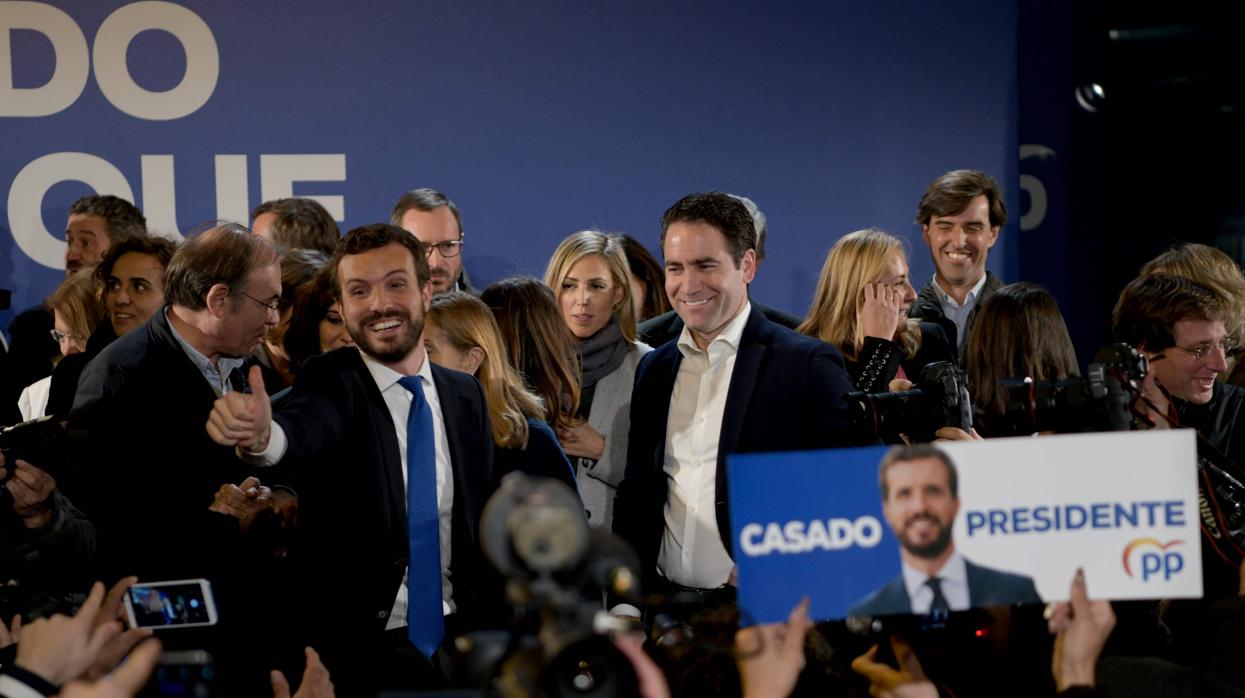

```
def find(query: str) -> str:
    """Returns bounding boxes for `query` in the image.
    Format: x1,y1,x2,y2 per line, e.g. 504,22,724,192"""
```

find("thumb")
248,364,268,399
271,669,292,698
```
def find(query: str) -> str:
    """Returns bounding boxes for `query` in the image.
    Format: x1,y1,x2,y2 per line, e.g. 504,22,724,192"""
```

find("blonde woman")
424,292,576,489
544,231,651,528
799,229,953,394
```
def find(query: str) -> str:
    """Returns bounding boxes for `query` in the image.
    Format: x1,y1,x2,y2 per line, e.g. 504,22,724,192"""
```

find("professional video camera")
845,361,973,443
450,473,644,698
989,343,1147,436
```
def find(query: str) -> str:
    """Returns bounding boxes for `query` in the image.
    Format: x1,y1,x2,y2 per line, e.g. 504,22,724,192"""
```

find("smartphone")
124,579,218,629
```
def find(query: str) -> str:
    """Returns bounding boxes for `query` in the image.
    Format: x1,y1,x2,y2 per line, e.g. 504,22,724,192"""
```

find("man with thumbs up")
206,223,497,693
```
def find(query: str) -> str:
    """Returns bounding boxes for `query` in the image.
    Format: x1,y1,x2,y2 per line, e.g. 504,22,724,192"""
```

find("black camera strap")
1195,435,1245,568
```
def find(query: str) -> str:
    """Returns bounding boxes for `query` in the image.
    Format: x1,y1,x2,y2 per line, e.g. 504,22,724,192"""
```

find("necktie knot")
398,375,426,404
925,576,951,615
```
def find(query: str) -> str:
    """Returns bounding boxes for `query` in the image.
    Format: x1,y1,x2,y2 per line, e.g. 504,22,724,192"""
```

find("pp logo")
1122,538,1184,582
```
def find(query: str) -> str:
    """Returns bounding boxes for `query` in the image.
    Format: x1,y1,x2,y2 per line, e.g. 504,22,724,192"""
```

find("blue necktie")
397,376,444,657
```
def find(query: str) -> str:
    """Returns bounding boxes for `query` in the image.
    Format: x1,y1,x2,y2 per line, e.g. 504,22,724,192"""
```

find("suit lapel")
714,309,770,548
349,353,406,522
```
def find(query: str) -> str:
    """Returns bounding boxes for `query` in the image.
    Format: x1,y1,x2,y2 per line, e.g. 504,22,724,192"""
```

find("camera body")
846,361,973,443
993,343,1148,436
453,473,642,698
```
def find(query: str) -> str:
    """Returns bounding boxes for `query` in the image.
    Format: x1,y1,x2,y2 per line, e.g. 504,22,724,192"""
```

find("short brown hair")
660,192,756,267
164,223,280,310
878,444,958,500
1112,273,1227,352
390,188,463,238
329,224,431,299
915,170,1007,229
251,198,340,254
68,194,146,244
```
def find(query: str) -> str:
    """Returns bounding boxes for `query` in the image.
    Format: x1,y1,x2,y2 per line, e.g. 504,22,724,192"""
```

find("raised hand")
860,282,903,341
206,365,273,451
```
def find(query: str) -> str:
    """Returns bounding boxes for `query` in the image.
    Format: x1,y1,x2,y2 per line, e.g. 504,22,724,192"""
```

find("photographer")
1111,273,1245,465
0,451,97,620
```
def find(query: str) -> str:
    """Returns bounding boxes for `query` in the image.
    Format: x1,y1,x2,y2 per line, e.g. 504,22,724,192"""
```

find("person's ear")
463,346,485,376
206,283,232,317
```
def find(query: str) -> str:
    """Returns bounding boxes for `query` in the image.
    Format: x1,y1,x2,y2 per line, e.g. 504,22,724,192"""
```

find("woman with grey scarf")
545,231,652,528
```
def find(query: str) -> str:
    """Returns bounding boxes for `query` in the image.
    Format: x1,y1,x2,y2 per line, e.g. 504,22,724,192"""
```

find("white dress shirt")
657,303,752,589
929,273,989,349
900,550,970,613
247,347,455,627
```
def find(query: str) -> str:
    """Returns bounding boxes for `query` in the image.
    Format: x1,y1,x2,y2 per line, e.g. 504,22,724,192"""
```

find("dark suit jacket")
68,307,247,582
613,308,855,591
638,299,802,348
908,271,1004,365
849,557,1043,617
268,348,498,682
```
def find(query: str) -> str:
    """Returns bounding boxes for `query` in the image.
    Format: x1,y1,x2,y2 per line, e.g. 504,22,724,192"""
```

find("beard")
897,513,954,559
348,308,424,364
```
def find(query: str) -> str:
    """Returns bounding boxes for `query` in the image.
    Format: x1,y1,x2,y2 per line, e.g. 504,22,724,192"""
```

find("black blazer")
613,308,856,590
848,558,1043,617
68,307,248,582
269,348,497,659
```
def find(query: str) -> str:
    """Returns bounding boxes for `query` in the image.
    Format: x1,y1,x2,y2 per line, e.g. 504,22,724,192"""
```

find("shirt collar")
676,301,753,358
360,346,433,392
931,272,989,309
900,550,967,599
164,306,247,390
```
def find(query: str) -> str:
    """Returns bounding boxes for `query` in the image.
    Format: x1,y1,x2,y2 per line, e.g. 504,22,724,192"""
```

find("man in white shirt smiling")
206,224,496,693
613,192,855,606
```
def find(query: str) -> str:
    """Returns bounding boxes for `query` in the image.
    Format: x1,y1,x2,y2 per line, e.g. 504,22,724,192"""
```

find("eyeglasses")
50,329,84,343
1169,337,1239,361
237,291,280,313
423,239,464,258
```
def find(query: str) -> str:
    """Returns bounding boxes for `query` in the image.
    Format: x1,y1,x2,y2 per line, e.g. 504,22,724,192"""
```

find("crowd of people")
2,170,1244,697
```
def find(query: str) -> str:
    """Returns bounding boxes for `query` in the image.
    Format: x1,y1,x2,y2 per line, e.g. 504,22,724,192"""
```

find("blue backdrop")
1,1,1019,337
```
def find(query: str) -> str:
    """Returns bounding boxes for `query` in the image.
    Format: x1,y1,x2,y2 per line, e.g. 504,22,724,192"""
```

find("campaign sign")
729,430,1202,625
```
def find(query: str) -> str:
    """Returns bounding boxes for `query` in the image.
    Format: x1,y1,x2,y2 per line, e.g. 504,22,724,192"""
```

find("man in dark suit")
850,444,1041,617
638,193,800,348
207,223,496,693
613,192,855,602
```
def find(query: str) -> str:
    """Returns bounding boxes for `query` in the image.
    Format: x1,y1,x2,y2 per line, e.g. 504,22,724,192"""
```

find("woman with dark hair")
282,267,354,374
963,282,1080,437
545,231,652,527
44,236,181,418
799,229,953,395
424,291,576,489
480,277,582,434
253,248,329,389
620,235,670,322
